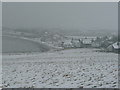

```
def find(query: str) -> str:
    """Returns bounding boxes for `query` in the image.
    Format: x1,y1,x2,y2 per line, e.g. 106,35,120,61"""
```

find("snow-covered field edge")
2,49,118,88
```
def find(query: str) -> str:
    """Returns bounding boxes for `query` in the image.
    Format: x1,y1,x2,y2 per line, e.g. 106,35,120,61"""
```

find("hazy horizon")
2,2,118,33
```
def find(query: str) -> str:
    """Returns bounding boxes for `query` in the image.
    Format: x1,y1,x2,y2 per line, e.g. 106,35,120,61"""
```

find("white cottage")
82,38,92,48
107,42,120,52
71,39,82,48
62,39,73,48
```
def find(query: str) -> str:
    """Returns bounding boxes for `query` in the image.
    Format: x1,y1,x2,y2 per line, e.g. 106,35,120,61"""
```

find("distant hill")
2,27,117,37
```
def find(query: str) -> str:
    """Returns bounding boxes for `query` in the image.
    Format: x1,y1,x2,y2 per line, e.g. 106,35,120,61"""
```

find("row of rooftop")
60,36,120,53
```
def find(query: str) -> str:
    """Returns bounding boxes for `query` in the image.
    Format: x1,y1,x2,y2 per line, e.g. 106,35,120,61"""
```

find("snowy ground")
2,49,118,88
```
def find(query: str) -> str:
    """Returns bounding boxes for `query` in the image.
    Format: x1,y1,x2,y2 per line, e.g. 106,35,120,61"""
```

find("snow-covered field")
2,49,118,88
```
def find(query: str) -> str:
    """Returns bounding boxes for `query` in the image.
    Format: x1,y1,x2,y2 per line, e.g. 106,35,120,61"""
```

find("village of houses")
2,29,119,88
60,35,119,53
2,35,119,88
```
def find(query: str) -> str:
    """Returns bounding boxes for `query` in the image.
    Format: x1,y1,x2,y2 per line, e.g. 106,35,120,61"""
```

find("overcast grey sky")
2,2,118,31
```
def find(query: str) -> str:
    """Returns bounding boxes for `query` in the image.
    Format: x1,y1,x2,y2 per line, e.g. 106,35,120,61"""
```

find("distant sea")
2,36,50,53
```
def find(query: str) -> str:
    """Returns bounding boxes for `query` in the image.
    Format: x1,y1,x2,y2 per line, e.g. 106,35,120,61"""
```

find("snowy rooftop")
63,40,72,44
112,42,120,49
82,39,92,44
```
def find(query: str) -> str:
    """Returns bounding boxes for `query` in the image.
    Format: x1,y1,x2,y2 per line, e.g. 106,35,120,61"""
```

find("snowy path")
2,49,118,88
